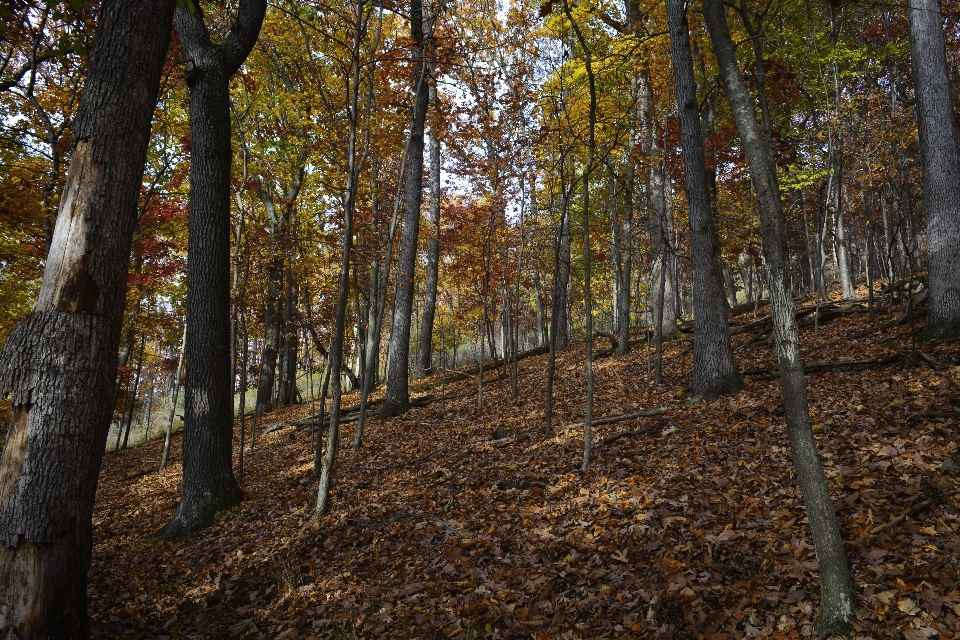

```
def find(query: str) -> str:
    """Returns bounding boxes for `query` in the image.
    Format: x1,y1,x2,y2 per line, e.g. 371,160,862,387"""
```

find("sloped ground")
89,293,960,639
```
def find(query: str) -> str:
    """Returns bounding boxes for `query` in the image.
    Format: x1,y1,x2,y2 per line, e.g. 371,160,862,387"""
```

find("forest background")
0,0,959,637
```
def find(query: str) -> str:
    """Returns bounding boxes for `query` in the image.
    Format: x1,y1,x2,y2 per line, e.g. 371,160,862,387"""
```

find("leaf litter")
89,296,960,639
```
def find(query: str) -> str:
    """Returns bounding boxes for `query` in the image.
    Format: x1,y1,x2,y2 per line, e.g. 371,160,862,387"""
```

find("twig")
599,428,657,446
858,489,959,543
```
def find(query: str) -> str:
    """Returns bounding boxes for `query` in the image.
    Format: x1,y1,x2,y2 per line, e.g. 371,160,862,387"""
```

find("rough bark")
703,0,853,633
380,0,431,418
666,0,743,401
0,2,174,636
909,0,960,339
160,0,265,539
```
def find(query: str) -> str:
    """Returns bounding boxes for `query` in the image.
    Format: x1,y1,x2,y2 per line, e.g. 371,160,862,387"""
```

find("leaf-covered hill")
89,296,960,639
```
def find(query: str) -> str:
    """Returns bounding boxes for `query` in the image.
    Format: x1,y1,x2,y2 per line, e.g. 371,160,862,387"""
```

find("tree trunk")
617,152,633,355
0,2,174,636
275,267,299,407
560,0,596,470
638,69,677,337
381,0,431,418
416,81,441,378
704,0,853,633
555,197,571,350
723,269,738,307
120,333,147,450
255,257,282,414
160,0,265,540
317,0,367,514
667,0,743,401
160,324,187,472
909,0,960,339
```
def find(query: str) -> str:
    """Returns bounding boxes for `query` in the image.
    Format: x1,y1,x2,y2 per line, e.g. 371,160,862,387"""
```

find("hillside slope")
89,294,960,639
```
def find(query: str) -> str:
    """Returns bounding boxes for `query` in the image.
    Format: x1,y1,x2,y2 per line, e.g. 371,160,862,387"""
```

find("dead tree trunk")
0,2,175,636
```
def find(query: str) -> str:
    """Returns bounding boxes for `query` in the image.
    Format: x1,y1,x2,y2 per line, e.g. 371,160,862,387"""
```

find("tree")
909,0,960,339
416,77,442,378
160,0,266,540
380,0,435,418
317,0,373,515
702,0,854,633
665,0,742,401
0,1,175,636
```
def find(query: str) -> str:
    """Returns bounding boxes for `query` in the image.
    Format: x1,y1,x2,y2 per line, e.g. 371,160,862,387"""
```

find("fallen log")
683,300,860,337
557,407,670,432
599,428,657,446
285,394,436,433
858,489,958,543
742,353,901,381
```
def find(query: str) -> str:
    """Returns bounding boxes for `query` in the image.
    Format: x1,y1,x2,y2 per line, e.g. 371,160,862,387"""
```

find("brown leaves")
86,305,960,638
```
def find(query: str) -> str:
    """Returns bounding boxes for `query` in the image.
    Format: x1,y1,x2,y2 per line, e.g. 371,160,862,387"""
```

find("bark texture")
0,2,175,637
703,0,853,634
666,0,743,401
381,0,431,418
909,0,960,339
160,0,265,539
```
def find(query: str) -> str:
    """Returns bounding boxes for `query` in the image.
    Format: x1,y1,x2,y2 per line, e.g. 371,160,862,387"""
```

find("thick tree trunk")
0,2,174,636
416,81,441,379
704,0,853,633
667,0,743,402
381,0,431,418
160,0,265,539
909,0,960,339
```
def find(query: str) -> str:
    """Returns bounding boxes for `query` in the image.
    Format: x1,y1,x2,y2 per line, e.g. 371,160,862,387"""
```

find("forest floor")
88,287,960,639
